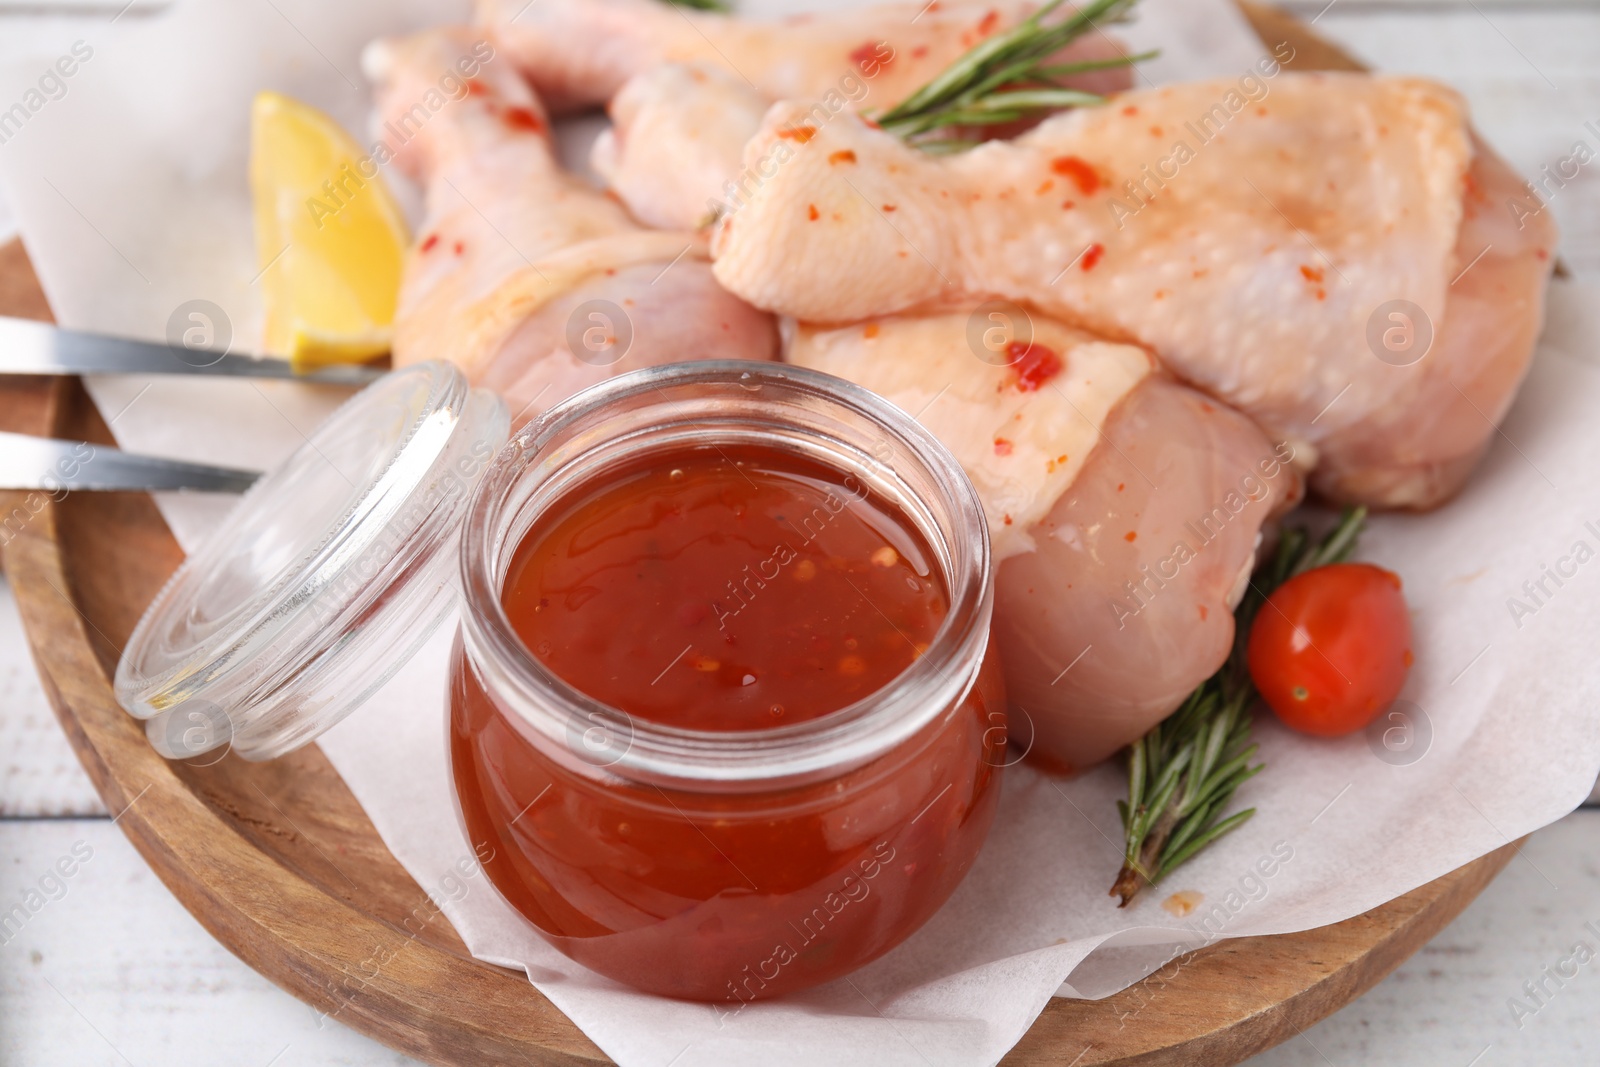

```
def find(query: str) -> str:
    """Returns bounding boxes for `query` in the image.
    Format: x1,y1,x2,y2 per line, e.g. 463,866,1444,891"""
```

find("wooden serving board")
0,8,1521,1065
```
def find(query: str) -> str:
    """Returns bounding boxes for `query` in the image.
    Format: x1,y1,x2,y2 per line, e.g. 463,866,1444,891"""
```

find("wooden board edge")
1,489,613,1067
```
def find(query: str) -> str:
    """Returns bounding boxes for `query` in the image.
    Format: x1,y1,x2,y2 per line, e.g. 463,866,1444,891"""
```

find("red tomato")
1247,563,1413,737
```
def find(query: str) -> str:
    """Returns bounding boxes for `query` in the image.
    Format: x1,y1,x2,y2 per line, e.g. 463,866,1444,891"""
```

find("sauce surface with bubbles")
500,443,949,730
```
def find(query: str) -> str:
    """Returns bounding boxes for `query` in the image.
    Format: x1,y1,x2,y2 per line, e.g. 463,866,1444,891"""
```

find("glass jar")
449,362,1005,1001
113,359,1004,1003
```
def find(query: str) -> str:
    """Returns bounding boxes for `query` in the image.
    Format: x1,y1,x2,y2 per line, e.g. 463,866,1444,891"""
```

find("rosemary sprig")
874,0,1154,149
1111,507,1368,907
662,0,731,11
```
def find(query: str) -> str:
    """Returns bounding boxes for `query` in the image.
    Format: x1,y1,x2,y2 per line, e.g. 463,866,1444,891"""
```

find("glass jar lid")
114,361,509,762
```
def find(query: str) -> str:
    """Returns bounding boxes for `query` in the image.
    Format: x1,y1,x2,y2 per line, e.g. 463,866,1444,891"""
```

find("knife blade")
0,432,259,493
0,315,385,386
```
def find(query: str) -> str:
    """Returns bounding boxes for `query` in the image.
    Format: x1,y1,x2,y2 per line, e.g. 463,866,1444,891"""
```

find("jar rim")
457,360,994,789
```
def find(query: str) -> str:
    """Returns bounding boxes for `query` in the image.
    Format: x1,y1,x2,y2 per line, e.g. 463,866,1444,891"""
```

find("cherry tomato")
1247,563,1413,737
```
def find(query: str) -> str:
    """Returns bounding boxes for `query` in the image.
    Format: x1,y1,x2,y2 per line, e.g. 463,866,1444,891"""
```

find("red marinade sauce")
501,444,949,730
452,440,1008,1002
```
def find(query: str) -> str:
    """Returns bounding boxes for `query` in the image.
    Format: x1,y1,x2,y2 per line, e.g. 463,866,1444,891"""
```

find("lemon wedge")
249,91,409,371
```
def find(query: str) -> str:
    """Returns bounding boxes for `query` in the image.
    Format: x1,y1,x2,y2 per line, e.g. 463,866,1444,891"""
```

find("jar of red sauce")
452,362,1004,1001
114,360,1005,1003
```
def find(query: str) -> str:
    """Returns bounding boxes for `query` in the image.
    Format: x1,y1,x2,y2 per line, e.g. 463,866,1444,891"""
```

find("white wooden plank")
0,818,425,1067
1243,809,1600,1065
0,577,105,817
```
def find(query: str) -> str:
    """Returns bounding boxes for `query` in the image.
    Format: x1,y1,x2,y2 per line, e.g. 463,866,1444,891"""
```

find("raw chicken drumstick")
790,312,1300,771
477,0,1132,115
711,73,1557,509
362,27,776,422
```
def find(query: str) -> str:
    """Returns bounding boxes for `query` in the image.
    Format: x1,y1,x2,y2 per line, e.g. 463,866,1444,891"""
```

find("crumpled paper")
4,0,1599,1064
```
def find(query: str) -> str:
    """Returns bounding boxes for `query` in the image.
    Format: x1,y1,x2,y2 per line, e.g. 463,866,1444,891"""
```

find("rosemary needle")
1111,507,1368,907
876,0,1155,149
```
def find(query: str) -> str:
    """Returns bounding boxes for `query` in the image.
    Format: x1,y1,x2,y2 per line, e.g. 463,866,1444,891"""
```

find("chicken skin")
592,63,770,231
710,74,1557,509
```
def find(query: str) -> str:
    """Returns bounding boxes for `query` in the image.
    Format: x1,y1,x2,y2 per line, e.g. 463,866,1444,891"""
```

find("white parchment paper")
4,1,1599,1064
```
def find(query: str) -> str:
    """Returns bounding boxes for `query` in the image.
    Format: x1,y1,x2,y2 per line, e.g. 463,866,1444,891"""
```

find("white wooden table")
2,2,1599,1064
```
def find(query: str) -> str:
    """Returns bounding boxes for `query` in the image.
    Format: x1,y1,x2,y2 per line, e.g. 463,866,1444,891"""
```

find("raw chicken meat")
994,376,1300,771
789,311,1300,772
477,0,1132,114
592,63,769,231
362,27,777,423
710,73,1557,509
785,311,1156,561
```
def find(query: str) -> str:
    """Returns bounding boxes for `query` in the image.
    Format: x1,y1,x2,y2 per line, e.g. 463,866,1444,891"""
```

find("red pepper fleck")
975,8,999,35
912,45,929,59
1003,514,1013,526
463,79,488,97
993,438,1014,457
1536,248,1549,260
453,240,465,255
1050,155,1101,195
881,203,897,212
1081,243,1105,271
828,149,857,165
1198,604,1209,621
1008,342,1063,392
863,323,880,339
848,42,893,75
419,234,439,253
1124,530,1137,542
1122,105,1139,116
502,106,545,133
1116,482,1126,492
1149,126,1163,138
1061,200,1076,211
780,125,817,143
1300,264,1325,283
808,204,820,221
